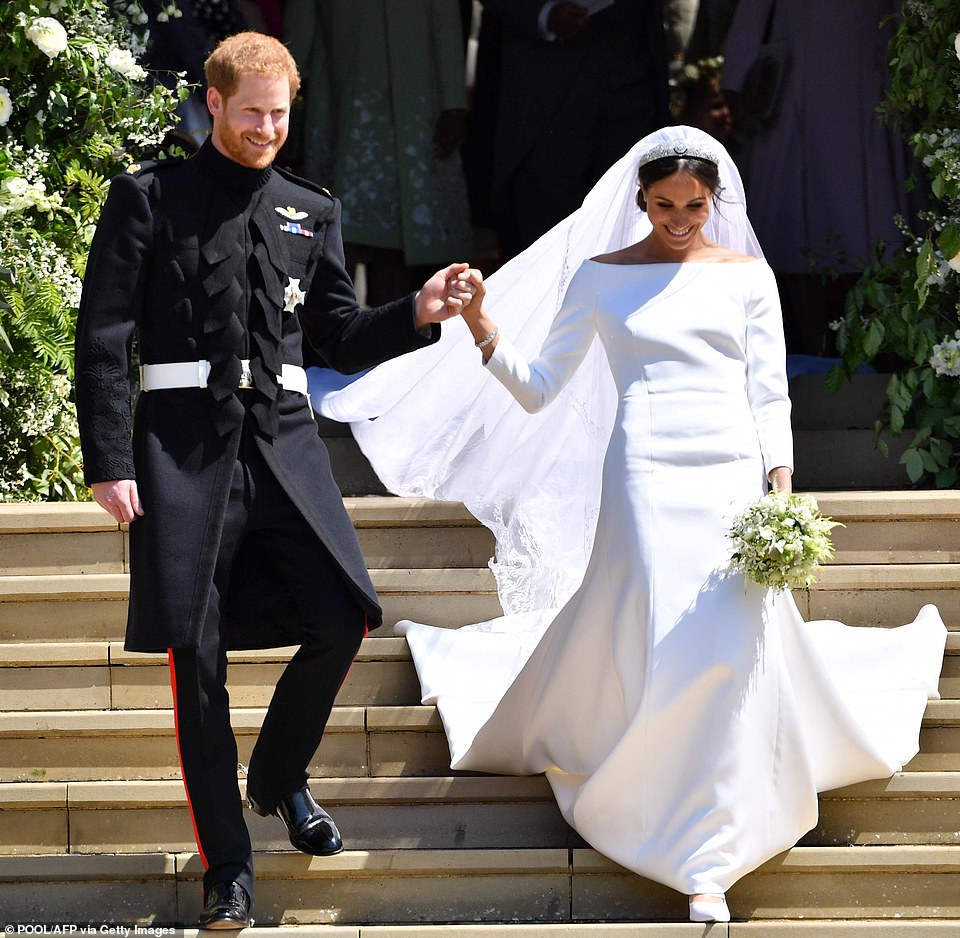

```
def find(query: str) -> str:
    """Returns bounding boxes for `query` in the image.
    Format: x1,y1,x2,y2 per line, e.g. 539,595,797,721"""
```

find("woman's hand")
767,466,793,494
455,269,499,361
457,268,486,323
415,263,475,327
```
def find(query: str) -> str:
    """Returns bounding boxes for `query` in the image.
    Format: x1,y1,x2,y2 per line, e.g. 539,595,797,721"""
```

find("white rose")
948,252,960,273
26,17,69,59
4,177,30,197
0,86,11,127
105,47,147,81
955,32,960,61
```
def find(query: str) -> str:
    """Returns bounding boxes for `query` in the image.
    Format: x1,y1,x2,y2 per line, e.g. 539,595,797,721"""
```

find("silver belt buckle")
238,358,254,390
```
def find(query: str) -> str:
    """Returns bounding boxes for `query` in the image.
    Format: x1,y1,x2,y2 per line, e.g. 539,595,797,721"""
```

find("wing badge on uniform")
275,205,309,220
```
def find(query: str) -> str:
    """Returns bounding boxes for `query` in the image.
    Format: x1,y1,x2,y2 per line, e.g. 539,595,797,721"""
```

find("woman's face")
641,170,713,256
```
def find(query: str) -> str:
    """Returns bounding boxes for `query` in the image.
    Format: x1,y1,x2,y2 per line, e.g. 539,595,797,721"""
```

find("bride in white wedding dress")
314,127,946,923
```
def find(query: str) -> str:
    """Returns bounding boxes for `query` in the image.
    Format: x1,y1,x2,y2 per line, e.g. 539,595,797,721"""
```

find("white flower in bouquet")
948,252,960,273
105,47,146,81
728,490,840,591
26,17,69,59
0,86,12,127
955,32,960,61
930,331,960,377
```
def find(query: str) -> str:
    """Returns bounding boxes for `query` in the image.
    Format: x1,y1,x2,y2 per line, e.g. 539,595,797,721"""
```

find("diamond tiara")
637,141,720,169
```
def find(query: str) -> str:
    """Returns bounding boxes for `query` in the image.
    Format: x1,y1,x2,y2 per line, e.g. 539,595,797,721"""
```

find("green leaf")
863,318,886,358
914,239,934,308
919,448,940,473
902,448,924,482
938,225,960,262
930,437,954,466
935,468,958,488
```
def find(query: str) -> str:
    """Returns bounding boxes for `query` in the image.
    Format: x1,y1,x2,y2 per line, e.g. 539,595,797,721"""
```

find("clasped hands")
416,263,492,353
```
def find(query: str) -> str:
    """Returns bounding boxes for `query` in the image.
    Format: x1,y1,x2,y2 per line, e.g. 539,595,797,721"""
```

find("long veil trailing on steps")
312,126,763,621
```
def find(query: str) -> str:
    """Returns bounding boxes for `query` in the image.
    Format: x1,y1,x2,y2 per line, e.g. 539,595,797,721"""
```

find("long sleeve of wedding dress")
484,262,600,413
743,261,794,474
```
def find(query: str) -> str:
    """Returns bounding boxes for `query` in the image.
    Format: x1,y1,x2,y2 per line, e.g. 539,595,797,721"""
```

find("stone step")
1,493,959,576
2,771,958,858
1,635,956,712
0,499,496,576
1,564,958,644
0,845,957,925
0,702,956,784
0,638,422,711
0,570,504,642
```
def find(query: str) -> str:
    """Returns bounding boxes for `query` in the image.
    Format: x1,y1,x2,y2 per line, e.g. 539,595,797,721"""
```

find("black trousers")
168,427,367,903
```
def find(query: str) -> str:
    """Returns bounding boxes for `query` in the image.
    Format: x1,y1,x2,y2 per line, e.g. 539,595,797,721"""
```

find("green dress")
285,0,473,266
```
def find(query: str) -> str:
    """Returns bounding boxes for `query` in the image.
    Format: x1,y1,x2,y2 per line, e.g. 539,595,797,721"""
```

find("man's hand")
415,262,479,328
548,2,589,40
91,479,143,524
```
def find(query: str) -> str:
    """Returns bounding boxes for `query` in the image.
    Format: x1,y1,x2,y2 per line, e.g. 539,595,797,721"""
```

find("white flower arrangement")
728,491,840,592
0,86,11,127
26,16,69,58
105,46,146,80
930,331,960,376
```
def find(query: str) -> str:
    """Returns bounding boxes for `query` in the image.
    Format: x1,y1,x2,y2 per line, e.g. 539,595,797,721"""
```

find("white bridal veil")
315,126,763,619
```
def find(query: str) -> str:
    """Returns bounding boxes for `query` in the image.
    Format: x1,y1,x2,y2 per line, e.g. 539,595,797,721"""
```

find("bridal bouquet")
728,491,840,591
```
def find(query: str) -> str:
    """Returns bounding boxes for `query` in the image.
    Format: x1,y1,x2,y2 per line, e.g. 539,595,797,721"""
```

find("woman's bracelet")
475,327,499,349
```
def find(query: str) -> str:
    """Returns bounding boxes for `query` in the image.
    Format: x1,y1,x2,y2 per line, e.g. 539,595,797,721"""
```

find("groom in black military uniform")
75,31,472,930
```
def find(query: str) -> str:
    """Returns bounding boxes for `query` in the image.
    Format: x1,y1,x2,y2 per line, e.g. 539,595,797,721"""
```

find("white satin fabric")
397,259,946,895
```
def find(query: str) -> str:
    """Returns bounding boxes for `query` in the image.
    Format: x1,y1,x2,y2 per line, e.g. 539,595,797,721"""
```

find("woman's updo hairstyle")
636,155,721,211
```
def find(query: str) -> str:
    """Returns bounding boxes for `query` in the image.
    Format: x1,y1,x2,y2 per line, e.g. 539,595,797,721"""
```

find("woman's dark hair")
636,156,722,210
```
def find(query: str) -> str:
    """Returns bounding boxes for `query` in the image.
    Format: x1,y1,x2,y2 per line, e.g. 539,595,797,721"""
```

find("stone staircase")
0,494,957,936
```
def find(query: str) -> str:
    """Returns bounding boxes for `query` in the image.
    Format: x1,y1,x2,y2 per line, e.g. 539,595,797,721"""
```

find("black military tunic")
75,139,439,653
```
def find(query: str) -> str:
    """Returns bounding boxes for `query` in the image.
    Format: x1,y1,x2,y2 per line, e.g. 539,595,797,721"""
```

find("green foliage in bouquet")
728,491,840,592
0,0,186,499
829,2,960,486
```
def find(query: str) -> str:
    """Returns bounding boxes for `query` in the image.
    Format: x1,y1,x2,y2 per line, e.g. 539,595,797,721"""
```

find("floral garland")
0,0,185,499
831,2,960,486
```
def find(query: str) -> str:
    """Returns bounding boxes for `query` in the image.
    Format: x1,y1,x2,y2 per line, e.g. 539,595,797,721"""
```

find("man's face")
207,72,291,169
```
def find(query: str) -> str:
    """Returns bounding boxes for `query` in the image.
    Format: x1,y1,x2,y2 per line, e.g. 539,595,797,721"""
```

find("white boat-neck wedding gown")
396,257,946,896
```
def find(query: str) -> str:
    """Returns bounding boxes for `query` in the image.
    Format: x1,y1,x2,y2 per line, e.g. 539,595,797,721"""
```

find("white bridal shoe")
688,893,731,923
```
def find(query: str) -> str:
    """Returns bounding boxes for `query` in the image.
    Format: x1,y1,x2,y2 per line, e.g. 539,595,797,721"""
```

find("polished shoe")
248,785,343,856
688,893,731,923
198,881,253,930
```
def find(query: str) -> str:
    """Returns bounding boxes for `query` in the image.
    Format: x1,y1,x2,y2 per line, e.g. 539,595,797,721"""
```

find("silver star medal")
283,277,306,314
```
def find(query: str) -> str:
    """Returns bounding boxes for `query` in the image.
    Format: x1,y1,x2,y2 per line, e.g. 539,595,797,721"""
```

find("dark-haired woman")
314,127,946,922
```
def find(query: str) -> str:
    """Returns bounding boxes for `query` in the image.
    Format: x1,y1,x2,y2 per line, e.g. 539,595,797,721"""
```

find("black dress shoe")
198,881,253,930
248,785,343,856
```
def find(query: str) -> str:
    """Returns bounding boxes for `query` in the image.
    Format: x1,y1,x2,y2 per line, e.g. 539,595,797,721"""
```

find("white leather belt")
140,359,309,395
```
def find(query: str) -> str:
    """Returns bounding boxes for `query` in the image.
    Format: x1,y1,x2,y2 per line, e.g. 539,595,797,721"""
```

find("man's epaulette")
274,165,336,202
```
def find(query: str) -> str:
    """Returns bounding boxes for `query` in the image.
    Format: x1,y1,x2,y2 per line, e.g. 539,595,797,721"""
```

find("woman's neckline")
586,257,762,267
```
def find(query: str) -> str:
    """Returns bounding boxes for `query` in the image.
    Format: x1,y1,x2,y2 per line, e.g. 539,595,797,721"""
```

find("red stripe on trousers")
168,648,210,872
